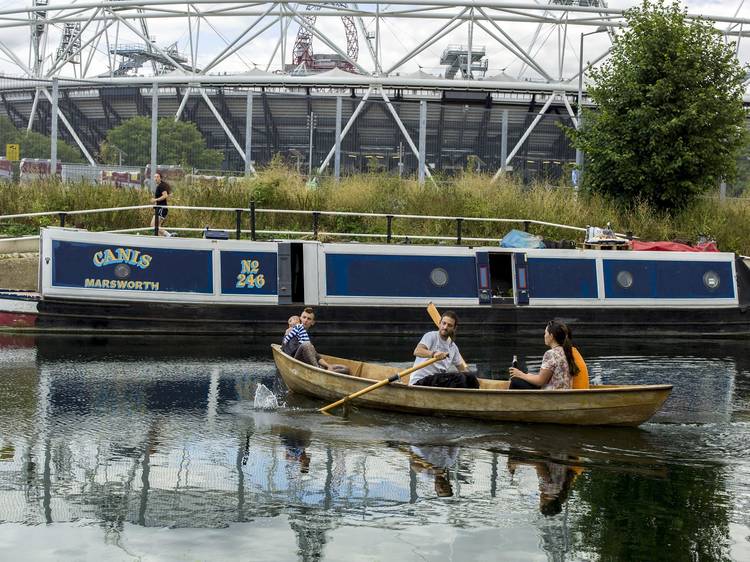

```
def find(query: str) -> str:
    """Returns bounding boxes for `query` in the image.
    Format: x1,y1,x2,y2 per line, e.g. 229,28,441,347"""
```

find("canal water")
0,334,748,561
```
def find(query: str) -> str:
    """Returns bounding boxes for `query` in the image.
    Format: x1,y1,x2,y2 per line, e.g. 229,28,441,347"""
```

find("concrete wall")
0,237,39,254
0,237,39,290
0,253,38,290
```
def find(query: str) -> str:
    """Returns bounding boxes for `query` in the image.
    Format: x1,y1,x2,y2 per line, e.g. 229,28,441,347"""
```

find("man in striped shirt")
282,307,347,373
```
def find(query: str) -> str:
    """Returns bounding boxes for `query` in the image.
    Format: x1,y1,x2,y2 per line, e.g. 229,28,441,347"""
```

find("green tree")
100,116,223,170
733,144,750,196
570,0,748,212
0,116,83,162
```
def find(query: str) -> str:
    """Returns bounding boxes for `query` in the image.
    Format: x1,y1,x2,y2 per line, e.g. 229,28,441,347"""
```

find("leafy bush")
569,0,749,212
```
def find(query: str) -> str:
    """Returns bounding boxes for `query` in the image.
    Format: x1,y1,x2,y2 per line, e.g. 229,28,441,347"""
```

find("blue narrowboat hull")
1,228,748,337
26,297,750,337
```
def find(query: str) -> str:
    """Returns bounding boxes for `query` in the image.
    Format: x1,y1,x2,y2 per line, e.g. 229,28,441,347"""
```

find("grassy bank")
1,165,749,255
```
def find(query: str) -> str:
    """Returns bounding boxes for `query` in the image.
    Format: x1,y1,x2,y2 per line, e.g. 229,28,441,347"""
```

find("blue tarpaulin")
499,229,545,249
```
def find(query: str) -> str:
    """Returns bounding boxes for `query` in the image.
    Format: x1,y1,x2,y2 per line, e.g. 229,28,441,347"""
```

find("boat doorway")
488,252,515,304
290,243,305,303
278,242,306,304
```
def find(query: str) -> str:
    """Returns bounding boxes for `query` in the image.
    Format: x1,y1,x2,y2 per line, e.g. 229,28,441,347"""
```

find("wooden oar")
427,302,442,328
318,356,442,414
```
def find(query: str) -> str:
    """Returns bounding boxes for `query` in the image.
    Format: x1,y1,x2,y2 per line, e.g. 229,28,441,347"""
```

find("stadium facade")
0,2,747,180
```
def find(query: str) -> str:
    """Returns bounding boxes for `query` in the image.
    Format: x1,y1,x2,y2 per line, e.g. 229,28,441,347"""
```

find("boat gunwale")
270,344,674,395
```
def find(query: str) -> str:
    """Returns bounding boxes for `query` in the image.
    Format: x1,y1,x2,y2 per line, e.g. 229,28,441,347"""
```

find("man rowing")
410,310,479,388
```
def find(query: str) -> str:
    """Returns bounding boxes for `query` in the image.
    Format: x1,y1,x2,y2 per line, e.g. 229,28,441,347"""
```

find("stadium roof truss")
0,1,748,176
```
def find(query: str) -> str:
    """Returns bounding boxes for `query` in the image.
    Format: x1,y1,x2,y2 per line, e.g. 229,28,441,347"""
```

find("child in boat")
285,315,301,336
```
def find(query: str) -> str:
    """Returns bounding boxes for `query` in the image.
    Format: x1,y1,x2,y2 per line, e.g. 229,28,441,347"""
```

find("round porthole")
430,268,449,287
616,270,633,289
703,270,720,290
114,264,131,279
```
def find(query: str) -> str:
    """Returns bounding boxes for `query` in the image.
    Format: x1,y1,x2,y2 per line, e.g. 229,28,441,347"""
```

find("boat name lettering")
236,259,265,289
92,248,152,269
84,278,160,291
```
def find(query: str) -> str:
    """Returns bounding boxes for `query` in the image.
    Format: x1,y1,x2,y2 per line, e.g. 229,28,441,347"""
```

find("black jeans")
414,371,480,389
509,377,541,390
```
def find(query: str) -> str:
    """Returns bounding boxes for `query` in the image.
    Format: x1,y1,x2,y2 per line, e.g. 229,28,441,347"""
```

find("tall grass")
1,164,749,255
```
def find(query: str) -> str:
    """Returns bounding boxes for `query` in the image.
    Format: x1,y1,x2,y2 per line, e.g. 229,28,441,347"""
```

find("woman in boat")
508,319,579,390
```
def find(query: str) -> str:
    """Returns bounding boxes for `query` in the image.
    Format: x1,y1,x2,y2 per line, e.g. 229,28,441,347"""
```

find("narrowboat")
0,226,749,336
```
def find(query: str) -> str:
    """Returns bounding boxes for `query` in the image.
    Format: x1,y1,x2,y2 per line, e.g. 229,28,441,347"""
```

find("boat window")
703,270,720,290
430,268,449,287
616,270,634,289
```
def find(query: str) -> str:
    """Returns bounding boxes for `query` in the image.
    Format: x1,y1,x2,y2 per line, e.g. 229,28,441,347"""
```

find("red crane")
292,4,359,72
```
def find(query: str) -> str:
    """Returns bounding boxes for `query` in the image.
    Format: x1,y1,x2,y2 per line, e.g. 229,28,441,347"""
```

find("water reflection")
406,444,459,498
506,453,581,517
0,334,747,560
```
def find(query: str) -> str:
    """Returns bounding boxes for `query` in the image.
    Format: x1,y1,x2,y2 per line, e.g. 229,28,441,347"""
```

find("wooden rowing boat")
271,344,673,426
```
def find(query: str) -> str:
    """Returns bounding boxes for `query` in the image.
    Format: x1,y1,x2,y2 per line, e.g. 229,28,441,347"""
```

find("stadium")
0,1,748,182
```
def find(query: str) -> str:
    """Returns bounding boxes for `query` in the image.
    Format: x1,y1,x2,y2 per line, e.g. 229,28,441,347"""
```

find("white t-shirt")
410,331,464,385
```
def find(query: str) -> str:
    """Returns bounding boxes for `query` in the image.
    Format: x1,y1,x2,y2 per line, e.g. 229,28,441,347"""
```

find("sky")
0,1,746,83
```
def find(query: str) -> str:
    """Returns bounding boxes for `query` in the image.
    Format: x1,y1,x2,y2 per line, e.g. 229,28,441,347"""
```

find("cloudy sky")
0,1,746,83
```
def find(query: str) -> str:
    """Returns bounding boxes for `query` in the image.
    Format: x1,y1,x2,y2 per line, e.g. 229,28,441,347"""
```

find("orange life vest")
571,347,589,389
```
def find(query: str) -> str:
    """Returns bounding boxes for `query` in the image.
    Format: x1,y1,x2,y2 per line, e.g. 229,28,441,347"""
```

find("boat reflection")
406,444,460,498
506,452,582,516
277,426,313,474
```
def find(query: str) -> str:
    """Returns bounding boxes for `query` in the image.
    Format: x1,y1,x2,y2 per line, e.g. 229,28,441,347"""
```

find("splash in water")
253,383,279,410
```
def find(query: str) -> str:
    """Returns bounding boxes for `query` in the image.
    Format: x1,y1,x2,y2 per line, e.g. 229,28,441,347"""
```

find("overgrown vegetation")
569,0,749,212
2,161,749,255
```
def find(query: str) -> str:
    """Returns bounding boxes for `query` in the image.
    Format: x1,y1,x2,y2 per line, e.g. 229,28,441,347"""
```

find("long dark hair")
546,320,578,376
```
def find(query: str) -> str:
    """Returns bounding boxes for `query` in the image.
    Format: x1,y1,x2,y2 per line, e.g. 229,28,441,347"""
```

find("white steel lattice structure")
0,1,747,178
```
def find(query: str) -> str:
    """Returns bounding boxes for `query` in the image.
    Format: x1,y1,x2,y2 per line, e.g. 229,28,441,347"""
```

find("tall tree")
100,117,223,170
570,0,748,211
0,116,83,163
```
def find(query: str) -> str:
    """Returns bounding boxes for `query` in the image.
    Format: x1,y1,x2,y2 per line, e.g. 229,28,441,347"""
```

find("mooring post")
386,215,393,243
249,200,257,241
312,211,320,239
456,218,463,245
235,209,242,240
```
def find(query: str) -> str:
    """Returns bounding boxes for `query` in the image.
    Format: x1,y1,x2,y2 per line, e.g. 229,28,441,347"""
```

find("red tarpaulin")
630,240,719,252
